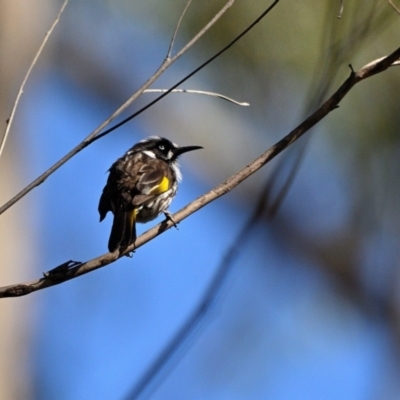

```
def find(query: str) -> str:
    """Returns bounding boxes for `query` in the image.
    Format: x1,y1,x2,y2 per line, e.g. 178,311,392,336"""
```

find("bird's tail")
108,207,137,252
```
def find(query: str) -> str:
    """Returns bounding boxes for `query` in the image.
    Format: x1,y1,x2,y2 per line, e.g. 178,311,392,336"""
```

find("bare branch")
143,88,249,106
0,0,237,216
0,0,69,160
362,55,400,69
167,0,194,58
1,47,399,298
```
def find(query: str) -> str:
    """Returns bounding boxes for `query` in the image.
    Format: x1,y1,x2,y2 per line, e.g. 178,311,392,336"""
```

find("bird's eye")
158,145,165,150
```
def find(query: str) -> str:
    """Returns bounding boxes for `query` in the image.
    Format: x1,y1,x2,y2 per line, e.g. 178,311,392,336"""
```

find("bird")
98,136,202,253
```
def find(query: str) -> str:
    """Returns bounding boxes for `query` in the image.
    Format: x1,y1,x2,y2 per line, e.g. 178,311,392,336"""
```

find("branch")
167,0,193,58
0,0,69,160
143,89,249,106
362,55,400,69
0,0,236,216
1,47,399,298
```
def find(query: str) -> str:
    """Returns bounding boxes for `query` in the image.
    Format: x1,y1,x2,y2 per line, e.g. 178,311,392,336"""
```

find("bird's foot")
120,243,136,257
163,211,179,229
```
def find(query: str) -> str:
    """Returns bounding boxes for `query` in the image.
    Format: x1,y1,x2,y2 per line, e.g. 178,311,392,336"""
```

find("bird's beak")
174,145,203,157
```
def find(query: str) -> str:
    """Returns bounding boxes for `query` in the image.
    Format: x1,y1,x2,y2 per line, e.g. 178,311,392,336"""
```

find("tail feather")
120,209,137,249
108,208,137,252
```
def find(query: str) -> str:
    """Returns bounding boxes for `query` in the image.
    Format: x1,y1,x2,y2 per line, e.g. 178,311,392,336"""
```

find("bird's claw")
163,211,179,229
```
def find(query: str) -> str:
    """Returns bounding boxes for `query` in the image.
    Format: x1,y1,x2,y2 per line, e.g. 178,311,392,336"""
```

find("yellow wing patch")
130,209,138,225
149,176,170,195
127,209,138,230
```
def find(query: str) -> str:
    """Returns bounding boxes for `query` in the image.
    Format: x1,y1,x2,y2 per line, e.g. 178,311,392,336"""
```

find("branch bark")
1,47,399,298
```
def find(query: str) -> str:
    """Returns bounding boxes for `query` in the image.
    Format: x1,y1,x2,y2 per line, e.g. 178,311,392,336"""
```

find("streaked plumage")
99,136,202,252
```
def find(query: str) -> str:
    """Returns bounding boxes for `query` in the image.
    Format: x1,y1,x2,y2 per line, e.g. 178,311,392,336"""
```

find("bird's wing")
98,183,112,221
137,161,171,194
108,206,137,252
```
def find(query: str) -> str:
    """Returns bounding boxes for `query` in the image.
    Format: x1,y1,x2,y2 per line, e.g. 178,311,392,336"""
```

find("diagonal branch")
124,37,400,398
1,47,399,298
167,0,194,58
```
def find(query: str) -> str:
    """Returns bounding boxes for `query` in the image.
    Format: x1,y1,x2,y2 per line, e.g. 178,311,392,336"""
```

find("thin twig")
1,47,399,298
167,0,194,58
0,0,236,216
143,89,249,106
0,0,69,160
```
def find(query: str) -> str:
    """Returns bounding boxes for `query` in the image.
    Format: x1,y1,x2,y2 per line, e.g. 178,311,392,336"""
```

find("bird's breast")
136,186,177,223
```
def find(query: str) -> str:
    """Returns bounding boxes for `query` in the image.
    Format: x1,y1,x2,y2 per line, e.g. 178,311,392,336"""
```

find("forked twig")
1,47,399,298
0,0,69,160
167,0,194,58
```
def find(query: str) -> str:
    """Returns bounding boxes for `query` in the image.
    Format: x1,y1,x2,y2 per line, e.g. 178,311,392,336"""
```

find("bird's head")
133,136,202,162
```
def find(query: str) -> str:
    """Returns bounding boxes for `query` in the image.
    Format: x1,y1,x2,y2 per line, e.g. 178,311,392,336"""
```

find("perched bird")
99,136,202,252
